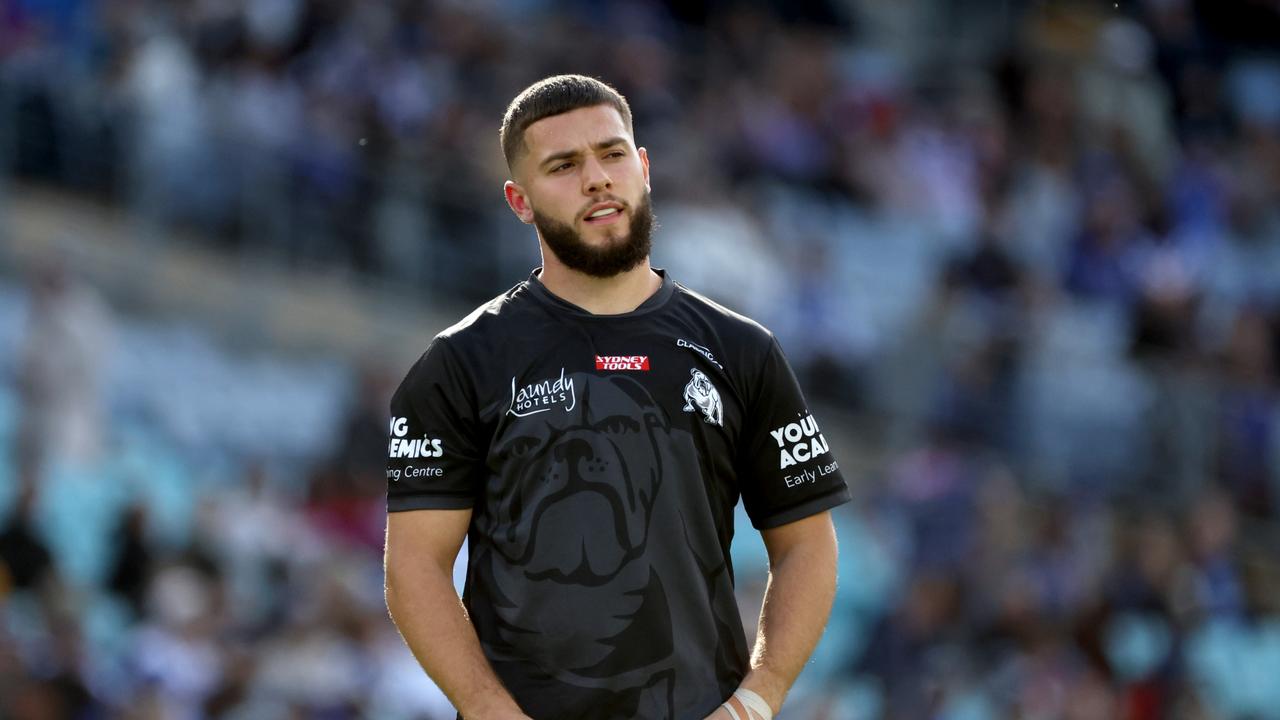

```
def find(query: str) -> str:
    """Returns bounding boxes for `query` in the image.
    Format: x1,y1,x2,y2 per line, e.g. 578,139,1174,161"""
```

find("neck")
537,256,661,315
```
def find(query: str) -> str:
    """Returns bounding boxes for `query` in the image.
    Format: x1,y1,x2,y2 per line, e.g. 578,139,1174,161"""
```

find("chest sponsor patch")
596,355,650,371
509,368,577,417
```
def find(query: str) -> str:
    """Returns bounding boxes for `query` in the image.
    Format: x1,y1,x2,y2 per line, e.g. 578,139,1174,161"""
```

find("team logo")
676,338,723,370
682,369,723,427
596,355,650,371
509,368,577,417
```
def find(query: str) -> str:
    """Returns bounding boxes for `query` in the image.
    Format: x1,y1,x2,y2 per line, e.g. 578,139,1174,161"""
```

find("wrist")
740,668,787,714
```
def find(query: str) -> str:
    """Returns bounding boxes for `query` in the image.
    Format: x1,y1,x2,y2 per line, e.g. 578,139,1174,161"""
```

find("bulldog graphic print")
472,373,741,719
682,369,723,427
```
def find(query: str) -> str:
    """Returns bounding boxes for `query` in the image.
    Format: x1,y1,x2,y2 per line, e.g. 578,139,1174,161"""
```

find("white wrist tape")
720,688,774,720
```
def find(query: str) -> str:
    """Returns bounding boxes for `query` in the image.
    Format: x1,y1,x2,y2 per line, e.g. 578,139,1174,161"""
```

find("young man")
384,75,850,720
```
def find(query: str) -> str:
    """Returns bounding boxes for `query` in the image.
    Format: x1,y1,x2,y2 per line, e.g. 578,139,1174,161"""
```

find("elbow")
383,551,454,625
384,571,417,632
384,554,407,622
384,574,398,623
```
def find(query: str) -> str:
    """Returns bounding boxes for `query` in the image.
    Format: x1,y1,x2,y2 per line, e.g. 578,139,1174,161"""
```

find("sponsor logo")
770,412,830,469
387,465,445,482
784,460,840,488
387,416,444,460
596,355,650,371
509,368,577,417
682,368,723,427
676,339,723,370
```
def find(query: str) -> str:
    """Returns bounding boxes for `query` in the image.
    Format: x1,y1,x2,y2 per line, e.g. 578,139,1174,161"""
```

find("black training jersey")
387,269,850,720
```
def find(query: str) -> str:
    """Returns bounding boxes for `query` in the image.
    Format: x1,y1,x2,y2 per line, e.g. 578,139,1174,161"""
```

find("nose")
581,156,612,195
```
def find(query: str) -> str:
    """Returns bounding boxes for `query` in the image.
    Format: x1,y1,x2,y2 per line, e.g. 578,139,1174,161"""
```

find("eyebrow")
538,137,628,169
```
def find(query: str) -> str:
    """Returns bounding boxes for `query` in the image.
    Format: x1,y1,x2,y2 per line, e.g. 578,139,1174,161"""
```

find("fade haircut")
500,75,634,173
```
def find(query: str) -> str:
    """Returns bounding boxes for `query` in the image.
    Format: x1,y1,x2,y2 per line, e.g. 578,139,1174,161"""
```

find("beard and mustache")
533,191,654,279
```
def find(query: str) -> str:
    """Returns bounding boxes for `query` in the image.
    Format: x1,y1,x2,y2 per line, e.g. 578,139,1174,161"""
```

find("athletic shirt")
387,269,850,720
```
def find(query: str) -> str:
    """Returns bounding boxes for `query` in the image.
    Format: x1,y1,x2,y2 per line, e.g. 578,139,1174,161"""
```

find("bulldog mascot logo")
682,369,723,427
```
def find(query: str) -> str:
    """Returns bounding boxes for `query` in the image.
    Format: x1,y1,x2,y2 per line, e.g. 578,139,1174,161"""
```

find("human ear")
638,147,650,191
504,180,535,224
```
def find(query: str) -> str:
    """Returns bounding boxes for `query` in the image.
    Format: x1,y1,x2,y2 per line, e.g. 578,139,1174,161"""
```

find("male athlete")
384,75,850,720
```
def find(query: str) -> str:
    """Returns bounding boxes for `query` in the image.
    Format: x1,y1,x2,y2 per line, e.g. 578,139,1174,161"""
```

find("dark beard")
534,193,654,279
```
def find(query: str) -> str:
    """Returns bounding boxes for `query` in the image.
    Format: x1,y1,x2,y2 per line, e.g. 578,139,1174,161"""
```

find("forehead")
522,104,632,159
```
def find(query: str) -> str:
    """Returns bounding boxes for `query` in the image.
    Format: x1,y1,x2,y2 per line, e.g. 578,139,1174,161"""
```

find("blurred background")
1,0,1279,717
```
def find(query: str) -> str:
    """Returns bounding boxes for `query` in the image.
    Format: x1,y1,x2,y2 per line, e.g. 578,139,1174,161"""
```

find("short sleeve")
386,337,485,512
737,338,851,529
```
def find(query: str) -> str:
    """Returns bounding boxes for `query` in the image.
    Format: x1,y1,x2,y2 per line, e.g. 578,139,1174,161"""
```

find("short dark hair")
500,75,633,172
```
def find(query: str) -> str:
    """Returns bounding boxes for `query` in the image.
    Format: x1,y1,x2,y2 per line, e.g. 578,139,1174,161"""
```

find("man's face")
506,105,653,278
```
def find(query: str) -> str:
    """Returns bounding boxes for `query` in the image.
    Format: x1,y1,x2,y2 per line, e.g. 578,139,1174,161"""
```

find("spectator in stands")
107,501,155,618
0,476,51,593
16,260,112,472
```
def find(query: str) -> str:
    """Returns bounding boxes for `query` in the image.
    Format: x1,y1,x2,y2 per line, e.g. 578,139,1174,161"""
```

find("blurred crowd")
2,0,1280,718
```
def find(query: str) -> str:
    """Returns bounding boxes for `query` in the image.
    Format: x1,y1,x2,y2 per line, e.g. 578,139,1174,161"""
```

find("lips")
583,201,625,224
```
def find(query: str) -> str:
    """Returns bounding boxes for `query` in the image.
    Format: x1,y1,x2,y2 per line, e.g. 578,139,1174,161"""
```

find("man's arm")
385,509,532,720
706,511,840,719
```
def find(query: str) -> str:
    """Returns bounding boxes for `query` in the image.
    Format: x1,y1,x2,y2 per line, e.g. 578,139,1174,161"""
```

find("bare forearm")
741,534,839,713
386,566,528,720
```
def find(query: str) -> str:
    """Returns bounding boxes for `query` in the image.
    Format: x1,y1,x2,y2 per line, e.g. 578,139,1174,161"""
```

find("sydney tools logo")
596,355,650,371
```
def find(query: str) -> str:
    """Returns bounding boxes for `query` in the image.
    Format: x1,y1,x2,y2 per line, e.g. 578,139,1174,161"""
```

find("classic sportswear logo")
682,369,724,426
676,338,723,370
509,368,577,417
596,355,650,371
770,412,830,469
387,416,444,459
